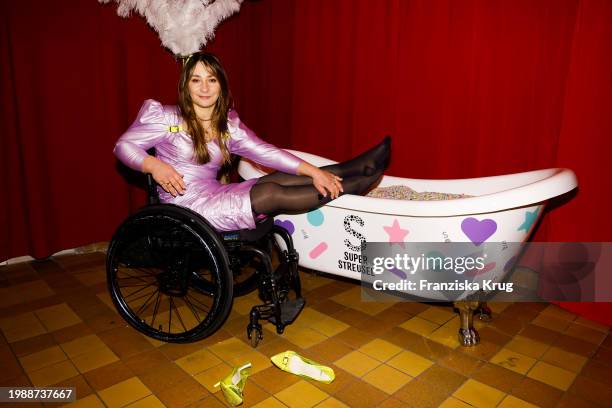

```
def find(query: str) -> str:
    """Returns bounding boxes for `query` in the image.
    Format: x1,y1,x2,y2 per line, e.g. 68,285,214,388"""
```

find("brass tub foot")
454,301,480,346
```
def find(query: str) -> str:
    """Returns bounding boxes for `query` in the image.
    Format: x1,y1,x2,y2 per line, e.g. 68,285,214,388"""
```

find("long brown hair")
178,52,232,166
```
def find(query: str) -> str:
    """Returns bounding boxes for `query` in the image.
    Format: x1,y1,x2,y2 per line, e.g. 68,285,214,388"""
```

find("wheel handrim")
108,214,227,341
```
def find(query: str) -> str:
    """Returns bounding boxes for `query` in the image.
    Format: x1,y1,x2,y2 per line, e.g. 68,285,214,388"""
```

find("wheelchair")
106,171,305,347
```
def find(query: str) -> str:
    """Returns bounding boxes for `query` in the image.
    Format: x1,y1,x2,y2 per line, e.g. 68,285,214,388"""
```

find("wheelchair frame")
106,172,305,347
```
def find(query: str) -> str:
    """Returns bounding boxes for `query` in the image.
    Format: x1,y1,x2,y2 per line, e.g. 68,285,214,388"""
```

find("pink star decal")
383,219,409,248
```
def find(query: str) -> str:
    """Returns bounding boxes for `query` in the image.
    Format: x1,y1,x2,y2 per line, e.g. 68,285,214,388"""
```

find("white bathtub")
238,150,578,300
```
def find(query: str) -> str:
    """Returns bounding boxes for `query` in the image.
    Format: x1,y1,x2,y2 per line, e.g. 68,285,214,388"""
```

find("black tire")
106,204,233,343
248,325,262,348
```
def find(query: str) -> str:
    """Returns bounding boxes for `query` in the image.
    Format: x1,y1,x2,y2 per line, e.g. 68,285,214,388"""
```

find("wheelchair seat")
145,171,274,243
220,216,274,243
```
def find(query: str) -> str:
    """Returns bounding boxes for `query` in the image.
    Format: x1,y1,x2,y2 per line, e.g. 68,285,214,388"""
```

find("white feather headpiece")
99,0,244,56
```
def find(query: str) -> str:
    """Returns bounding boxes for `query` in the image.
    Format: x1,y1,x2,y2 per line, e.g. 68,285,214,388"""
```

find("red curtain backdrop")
2,1,611,322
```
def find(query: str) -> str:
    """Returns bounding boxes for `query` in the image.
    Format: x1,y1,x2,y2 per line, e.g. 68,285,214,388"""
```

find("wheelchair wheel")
106,204,233,343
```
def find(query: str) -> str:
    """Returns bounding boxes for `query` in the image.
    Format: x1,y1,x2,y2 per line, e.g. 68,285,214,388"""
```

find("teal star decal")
518,208,539,232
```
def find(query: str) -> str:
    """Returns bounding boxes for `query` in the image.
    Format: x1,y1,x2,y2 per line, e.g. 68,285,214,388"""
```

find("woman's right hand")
297,161,343,199
142,156,186,197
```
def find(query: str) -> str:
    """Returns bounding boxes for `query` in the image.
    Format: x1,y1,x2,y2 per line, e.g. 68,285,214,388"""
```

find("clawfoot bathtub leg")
475,302,493,322
454,301,480,346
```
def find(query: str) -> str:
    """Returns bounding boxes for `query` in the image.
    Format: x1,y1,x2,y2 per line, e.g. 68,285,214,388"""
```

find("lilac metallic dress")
114,99,303,231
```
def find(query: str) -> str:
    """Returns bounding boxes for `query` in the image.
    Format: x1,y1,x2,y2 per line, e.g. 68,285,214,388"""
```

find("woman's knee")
250,182,285,213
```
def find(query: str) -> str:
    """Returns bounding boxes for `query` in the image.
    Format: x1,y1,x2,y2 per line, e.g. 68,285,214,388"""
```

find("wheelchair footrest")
269,298,306,326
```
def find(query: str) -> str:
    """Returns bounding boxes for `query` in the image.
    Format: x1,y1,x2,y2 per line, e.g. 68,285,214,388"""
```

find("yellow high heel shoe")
270,351,335,384
214,362,252,406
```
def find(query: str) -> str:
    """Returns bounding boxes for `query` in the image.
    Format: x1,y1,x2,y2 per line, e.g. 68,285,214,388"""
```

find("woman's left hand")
312,169,343,199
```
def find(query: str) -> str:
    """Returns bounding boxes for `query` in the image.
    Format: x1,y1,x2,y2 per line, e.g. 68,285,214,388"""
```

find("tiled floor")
1,251,611,407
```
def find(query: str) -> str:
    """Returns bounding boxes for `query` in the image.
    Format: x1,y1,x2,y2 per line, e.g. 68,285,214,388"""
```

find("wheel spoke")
135,288,159,316
113,266,157,287
116,275,155,282
125,288,158,305
168,296,172,334
132,267,161,277
183,296,202,323
123,281,157,299
190,274,215,296
150,291,162,328
185,293,211,313
118,282,154,288
116,271,156,281
171,298,188,332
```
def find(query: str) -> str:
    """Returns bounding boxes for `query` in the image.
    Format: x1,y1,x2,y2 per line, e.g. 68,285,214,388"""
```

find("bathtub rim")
238,150,578,217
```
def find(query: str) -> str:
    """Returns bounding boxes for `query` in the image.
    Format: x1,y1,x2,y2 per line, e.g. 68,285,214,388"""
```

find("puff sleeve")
227,110,303,175
113,99,169,171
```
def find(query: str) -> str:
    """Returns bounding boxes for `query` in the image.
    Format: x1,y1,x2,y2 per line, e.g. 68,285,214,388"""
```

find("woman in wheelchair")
109,52,390,345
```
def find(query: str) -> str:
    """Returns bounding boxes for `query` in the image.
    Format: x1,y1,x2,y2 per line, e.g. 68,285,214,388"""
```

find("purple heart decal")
461,217,497,246
274,219,295,235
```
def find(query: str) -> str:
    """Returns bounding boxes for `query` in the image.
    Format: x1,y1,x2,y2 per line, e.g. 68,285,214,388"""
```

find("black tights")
250,170,383,216
254,135,390,187
250,137,390,216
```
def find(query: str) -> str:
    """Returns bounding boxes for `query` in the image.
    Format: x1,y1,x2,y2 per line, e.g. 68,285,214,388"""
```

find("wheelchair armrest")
146,173,160,205
145,148,160,205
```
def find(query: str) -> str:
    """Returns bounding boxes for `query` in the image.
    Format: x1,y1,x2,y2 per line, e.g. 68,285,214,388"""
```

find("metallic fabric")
114,99,302,230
